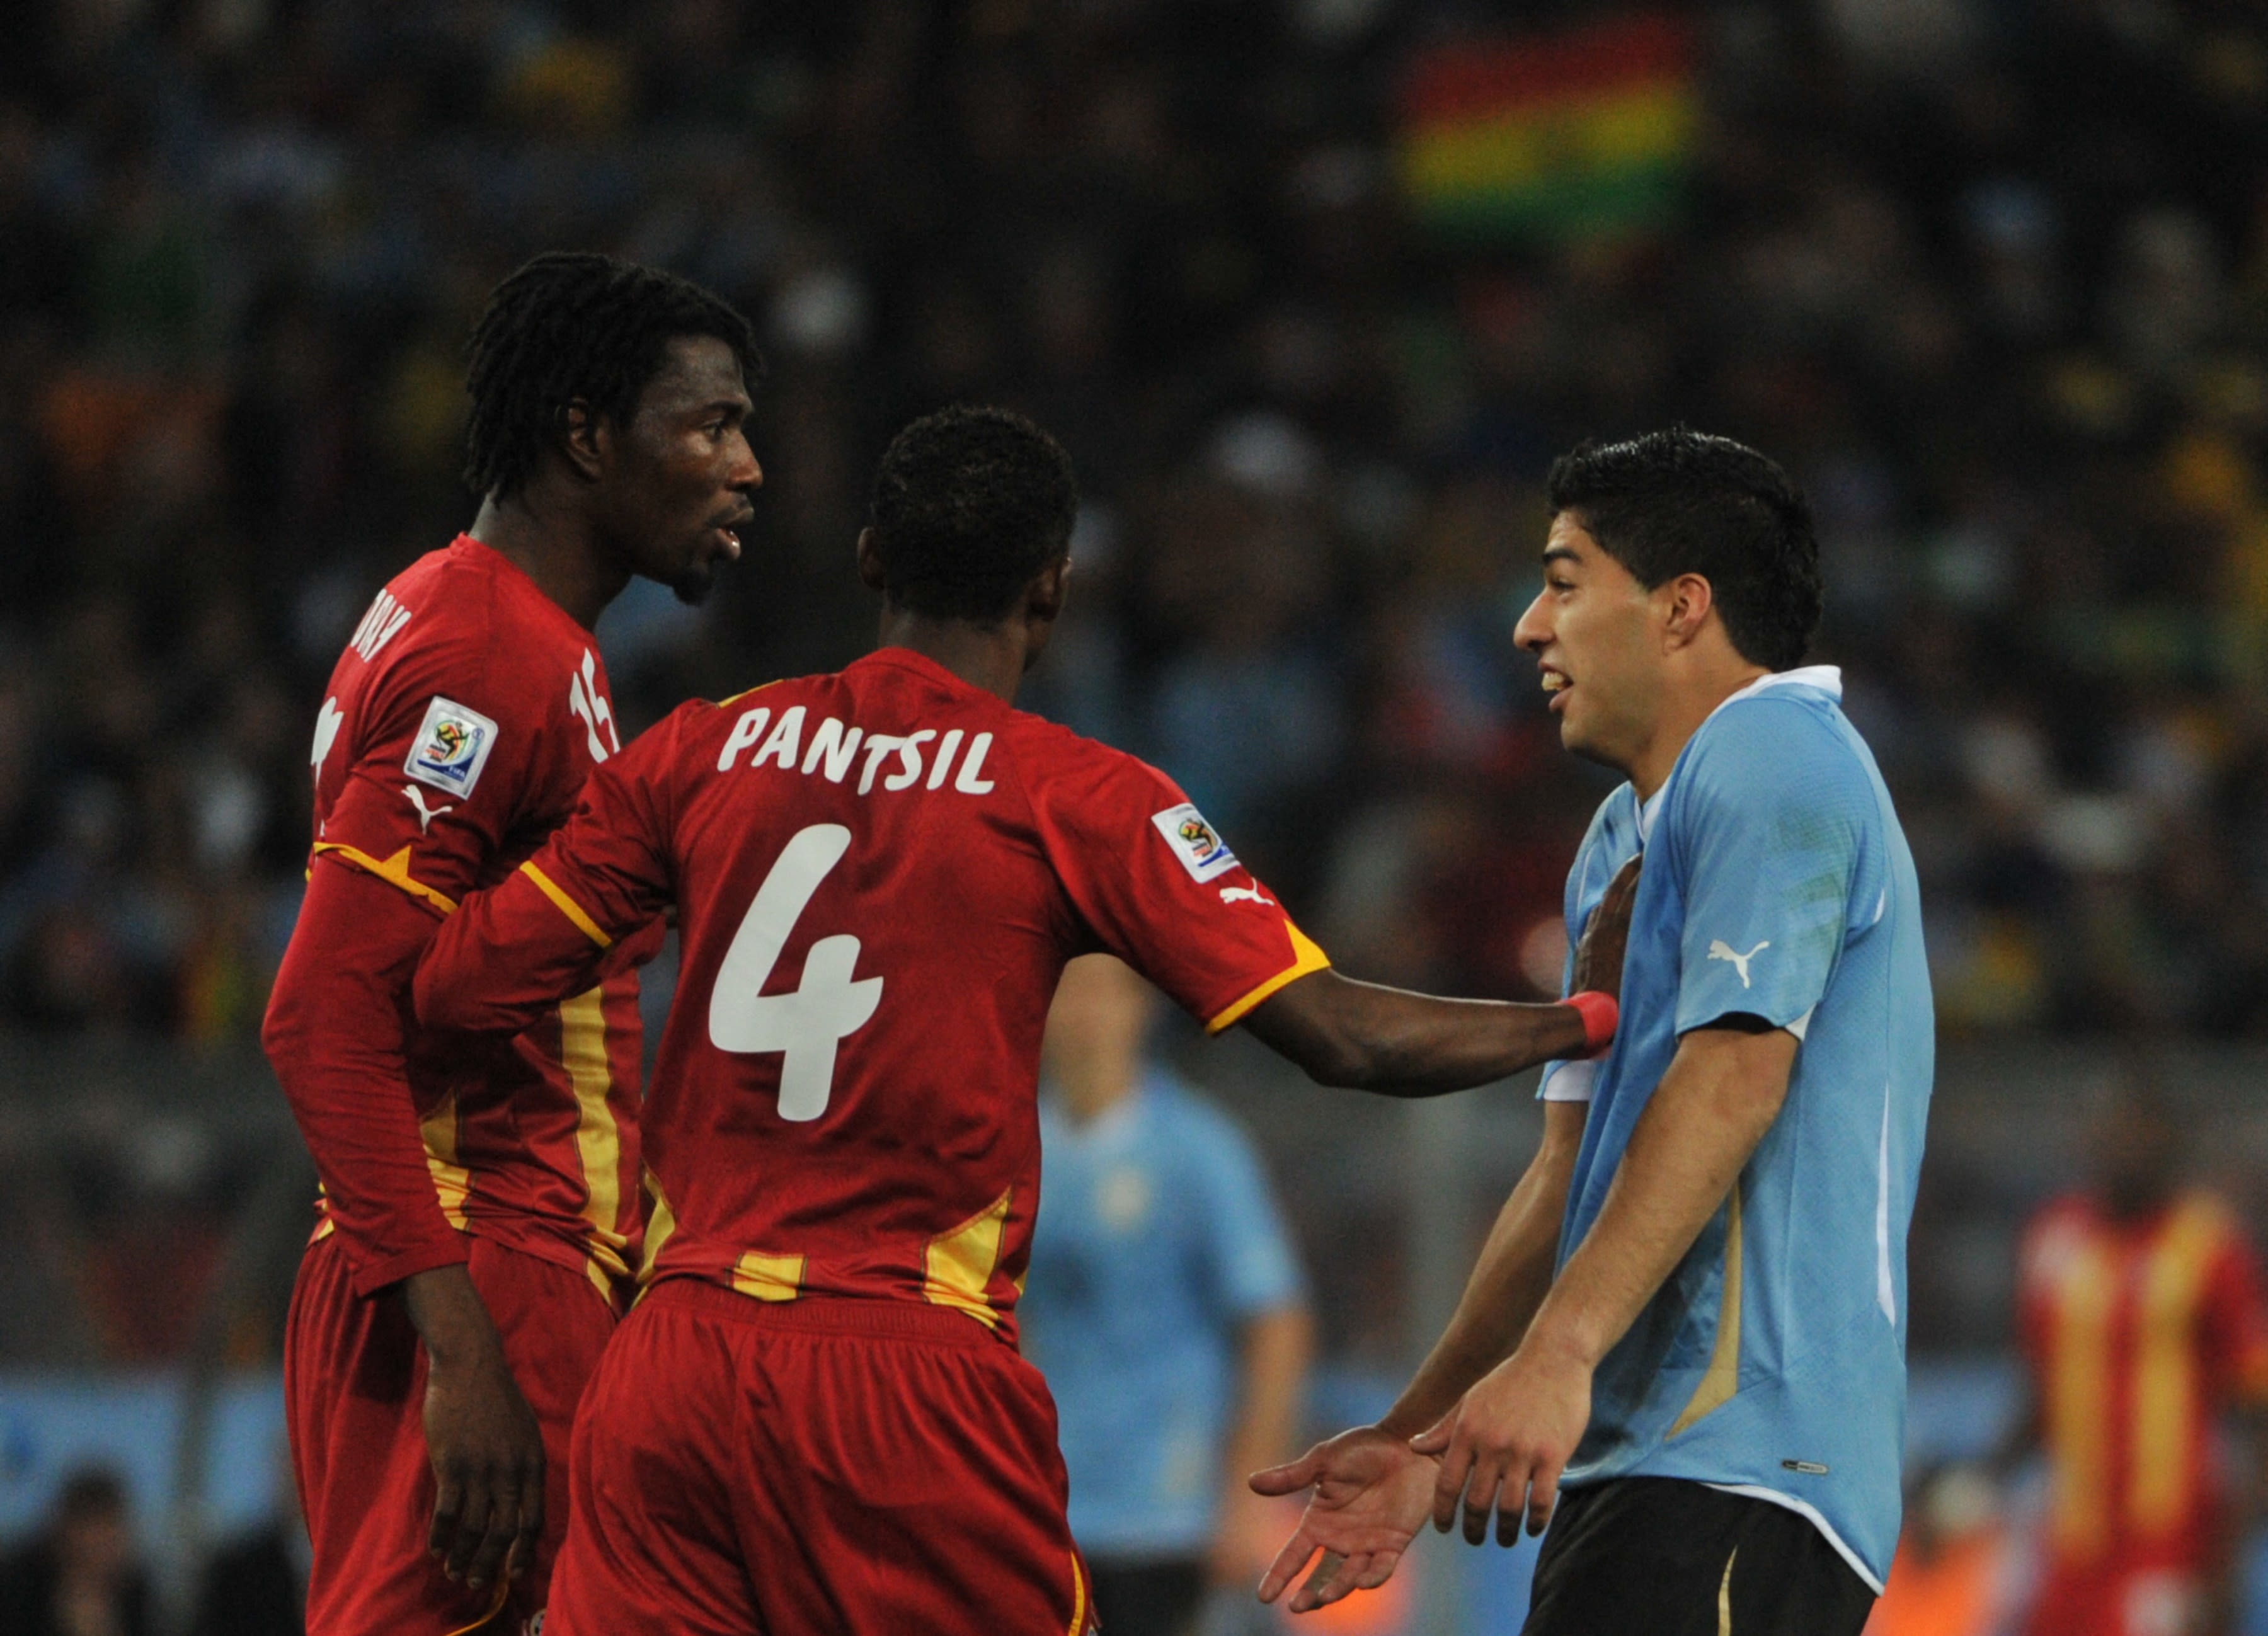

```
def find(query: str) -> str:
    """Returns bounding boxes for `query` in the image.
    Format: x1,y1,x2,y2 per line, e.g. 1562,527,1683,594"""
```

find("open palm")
1250,1426,1438,1613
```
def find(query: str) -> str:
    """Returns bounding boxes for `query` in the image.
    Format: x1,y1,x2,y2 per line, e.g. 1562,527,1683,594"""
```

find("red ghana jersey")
265,536,648,1301
416,646,1330,1341
2018,1189,2268,1576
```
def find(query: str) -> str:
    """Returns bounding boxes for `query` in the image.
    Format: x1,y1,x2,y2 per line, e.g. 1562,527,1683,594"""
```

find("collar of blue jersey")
1633,665,1843,845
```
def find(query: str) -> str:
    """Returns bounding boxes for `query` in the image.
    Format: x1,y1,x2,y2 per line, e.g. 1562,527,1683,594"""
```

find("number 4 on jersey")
708,825,883,1121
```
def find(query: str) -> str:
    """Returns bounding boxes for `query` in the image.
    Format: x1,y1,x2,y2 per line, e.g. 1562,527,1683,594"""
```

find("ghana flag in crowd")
1399,14,1696,244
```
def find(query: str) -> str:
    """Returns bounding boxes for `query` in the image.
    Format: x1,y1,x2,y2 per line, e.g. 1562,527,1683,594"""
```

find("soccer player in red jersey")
2008,1072,2268,1636
261,253,762,1636
414,406,1632,1636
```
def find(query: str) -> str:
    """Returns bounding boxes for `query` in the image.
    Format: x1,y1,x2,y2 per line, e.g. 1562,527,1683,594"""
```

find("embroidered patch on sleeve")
1151,803,1239,883
404,696,500,798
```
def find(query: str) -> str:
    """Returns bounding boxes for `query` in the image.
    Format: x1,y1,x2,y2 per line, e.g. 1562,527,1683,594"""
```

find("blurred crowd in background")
3,0,2265,1050
3,0,2268,1628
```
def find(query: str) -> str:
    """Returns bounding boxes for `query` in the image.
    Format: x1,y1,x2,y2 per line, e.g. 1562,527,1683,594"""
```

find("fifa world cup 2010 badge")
1151,802,1239,883
404,695,500,798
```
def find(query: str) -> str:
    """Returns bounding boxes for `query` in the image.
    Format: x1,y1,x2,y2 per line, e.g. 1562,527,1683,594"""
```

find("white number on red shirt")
707,823,883,1121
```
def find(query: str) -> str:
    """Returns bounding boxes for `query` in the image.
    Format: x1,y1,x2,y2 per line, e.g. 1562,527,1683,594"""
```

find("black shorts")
1525,1478,1876,1636
1085,1556,1206,1636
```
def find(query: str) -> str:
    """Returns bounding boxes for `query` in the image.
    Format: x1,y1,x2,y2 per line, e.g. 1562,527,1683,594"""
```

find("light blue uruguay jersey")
1023,1070,1306,1559
1536,666,1932,1593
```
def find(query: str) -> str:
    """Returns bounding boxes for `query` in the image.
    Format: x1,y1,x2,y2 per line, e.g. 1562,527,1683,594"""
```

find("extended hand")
1569,855,1642,1004
1250,1426,1438,1612
1412,1339,1593,1545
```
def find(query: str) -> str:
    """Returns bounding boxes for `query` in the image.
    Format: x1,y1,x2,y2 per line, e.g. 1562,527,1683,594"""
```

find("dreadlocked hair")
462,251,760,500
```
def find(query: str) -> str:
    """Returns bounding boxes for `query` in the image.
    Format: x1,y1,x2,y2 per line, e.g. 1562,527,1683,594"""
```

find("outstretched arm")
1240,857,1639,1095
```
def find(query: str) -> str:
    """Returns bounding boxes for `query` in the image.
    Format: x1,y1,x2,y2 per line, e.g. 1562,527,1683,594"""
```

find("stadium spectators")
0,1468,152,1636
0,0,2262,1048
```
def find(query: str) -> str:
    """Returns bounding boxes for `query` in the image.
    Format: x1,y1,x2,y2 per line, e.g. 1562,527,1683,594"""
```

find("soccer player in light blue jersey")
1254,429,1932,1635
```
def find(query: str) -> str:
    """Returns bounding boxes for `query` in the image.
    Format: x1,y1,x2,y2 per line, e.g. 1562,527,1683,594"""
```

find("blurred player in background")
261,253,760,1635
2003,1070,2268,1636
414,405,1634,1635
1024,953,1314,1636
1257,430,1932,1636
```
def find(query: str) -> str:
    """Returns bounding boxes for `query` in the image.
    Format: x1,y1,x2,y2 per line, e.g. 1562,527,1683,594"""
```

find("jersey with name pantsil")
415,646,1330,1342
284,535,646,1300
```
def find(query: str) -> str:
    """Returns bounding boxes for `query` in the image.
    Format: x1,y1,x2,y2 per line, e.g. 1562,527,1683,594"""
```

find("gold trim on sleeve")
519,861,613,949
1206,921,1332,1034
310,842,459,915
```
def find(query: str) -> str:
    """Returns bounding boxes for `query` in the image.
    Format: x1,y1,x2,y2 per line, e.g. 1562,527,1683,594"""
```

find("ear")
1026,554,1072,625
855,527,888,594
560,399,607,483
1658,572,1715,651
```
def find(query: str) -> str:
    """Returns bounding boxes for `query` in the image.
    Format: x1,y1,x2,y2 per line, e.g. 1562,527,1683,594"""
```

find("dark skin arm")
1242,857,1640,1094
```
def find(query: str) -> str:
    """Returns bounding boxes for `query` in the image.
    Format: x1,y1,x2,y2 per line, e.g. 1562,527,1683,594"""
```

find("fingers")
428,1468,462,1562
459,1465,521,1591
1430,1429,1475,1534
504,1466,545,1583
1525,1459,1562,1537
440,1462,491,1581
1460,1455,1504,1545
1407,1412,1453,1456
1291,1550,1355,1613
1256,1530,1320,1605
1249,1452,1320,1497
1352,1549,1400,1591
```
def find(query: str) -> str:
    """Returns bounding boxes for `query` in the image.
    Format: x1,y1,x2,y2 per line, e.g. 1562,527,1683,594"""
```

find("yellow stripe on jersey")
731,1251,805,1303
311,842,459,915
2047,1235,2116,1555
924,1189,1014,1329
520,861,613,949
559,988,633,1296
1206,920,1332,1034
714,678,782,709
2131,1200,2221,1535
1670,1184,1744,1436
639,1169,679,1289
418,1094,472,1230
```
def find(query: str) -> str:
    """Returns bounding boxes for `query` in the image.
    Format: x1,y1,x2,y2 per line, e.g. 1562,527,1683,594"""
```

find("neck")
1055,1053,1138,1124
470,488,627,634
875,606,1032,704
1625,659,1772,801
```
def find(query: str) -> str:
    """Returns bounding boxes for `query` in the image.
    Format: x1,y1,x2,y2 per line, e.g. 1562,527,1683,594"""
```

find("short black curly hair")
1547,428,1822,672
868,406,1079,622
463,252,760,500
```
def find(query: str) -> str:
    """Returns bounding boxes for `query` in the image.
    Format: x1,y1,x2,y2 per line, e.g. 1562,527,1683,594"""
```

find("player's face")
605,335,761,605
1514,513,1664,774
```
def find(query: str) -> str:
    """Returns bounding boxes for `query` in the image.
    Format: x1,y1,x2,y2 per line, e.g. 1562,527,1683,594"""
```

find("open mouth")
711,514,752,559
1540,667,1572,709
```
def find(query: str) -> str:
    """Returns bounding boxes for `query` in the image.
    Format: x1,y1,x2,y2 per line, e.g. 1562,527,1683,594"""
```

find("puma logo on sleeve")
1707,939,1770,988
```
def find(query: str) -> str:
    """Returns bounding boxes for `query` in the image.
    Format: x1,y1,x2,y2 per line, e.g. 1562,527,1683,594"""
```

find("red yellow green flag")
1399,15,1697,244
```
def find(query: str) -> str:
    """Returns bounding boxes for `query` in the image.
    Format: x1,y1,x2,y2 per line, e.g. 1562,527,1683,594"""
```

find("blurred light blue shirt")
1537,667,1934,1592
1025,1070,1306,1560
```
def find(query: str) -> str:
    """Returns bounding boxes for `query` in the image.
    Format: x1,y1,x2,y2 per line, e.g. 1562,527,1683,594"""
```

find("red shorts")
284,1233,616,1636
548,1281,1095,1636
